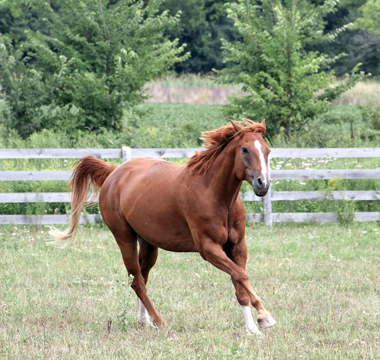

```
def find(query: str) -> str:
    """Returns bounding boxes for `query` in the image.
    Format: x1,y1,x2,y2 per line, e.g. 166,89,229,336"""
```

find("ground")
1,222,379,359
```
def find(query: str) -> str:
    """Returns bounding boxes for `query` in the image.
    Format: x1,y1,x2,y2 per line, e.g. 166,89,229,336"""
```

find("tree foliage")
0,1,47,45
1,0,379,76
0,0,188,138
160,0,240,73
353,0,380,36
216,0,365,138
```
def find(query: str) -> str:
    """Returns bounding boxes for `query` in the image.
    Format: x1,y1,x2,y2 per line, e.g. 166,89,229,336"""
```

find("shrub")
0,0,188,138
216,0,365,138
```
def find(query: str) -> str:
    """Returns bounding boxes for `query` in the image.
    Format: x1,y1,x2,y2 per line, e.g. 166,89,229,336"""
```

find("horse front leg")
227,239,277,334
225,240,260,335
201,239,277,332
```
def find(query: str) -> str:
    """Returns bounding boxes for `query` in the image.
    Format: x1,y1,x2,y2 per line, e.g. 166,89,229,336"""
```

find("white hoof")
138,316,155,327
246,326,263,336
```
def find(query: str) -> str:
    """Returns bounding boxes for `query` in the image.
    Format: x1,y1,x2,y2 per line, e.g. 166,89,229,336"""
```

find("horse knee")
130,275,145,293
234,268,249,285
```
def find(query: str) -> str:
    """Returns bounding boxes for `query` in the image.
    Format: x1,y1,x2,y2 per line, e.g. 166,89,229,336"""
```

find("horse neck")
203,138,242,207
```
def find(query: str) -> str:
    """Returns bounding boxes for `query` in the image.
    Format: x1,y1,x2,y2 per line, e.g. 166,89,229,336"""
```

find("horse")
49,119,277,335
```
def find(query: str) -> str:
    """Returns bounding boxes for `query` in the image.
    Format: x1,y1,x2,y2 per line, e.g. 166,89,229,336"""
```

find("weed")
115,275,134,332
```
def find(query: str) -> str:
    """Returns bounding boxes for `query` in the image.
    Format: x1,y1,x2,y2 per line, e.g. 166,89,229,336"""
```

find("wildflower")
328,178,337,189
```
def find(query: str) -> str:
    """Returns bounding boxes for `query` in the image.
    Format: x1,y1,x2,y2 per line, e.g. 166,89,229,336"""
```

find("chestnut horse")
49,119,277,335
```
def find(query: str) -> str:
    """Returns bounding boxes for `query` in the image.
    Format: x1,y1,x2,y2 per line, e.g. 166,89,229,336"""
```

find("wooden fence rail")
0,147,379,225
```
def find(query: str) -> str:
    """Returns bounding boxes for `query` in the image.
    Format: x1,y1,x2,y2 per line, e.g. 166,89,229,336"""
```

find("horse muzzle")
252,175,270,197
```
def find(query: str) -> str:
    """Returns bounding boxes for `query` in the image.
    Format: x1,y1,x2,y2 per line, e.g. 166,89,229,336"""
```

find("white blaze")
240,305,261,335
254,140,268,186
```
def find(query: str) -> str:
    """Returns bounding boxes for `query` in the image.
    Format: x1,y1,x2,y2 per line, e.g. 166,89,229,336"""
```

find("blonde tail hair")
48,156,117,248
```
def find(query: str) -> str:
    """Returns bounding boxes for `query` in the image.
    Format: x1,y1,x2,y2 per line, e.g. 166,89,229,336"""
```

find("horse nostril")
257,177,263,188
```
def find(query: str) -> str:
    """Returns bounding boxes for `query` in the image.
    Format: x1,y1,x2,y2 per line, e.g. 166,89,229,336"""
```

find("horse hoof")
153,320,168,328
138,318,155,328
257,315,277,329
246,329,263,337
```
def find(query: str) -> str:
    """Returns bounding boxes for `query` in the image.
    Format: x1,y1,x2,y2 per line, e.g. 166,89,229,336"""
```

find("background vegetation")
1,0,379,139
1,0,379,75
0,0,188,138
0,91,379,218
216,0,365,137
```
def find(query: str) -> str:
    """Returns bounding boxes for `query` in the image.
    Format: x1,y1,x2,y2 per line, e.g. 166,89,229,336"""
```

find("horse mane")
187,119,266,176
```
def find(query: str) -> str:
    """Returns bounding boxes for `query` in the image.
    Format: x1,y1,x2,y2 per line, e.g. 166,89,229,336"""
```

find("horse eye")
242,147,249,154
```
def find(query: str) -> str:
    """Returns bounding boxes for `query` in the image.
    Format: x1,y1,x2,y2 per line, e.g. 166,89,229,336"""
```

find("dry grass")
146,75,380,106
335,81,380,106
145,74,245,104
1,222,380,359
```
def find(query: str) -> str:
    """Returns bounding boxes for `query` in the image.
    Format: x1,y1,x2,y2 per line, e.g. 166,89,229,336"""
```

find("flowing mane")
187,119,266,176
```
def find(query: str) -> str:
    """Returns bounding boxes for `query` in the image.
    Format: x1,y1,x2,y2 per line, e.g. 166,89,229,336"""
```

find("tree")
216,0,365,138
0,0,188,138
0,1,47,45
314,0,380,77
160,0,240,73
353,0,380,36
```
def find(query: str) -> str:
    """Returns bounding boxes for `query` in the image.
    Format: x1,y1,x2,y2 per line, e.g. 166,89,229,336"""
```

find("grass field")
1,222,380,359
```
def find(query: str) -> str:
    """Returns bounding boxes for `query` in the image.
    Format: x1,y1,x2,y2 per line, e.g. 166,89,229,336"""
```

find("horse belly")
122,187,196,252
128,209,196,252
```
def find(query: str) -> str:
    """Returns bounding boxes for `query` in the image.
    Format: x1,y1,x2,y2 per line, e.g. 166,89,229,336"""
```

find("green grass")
123,103,226,148
1,223,380,359
1,101,379,150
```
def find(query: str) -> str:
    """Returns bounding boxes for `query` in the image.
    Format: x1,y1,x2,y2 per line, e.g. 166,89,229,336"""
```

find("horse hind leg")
137,236,158,327
104,215,165,327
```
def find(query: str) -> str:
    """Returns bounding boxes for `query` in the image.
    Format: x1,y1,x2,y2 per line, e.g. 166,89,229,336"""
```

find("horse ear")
260,119,266,135
230,120,242,133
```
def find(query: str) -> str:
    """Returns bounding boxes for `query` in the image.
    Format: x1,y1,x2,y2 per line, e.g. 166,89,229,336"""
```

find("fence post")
122,146,132,163
263,155,272,226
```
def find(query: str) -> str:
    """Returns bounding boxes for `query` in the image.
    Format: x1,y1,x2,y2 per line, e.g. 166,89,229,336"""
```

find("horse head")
231,119,271,197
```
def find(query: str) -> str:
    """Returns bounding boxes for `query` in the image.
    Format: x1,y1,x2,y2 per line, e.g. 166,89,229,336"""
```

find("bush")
216,0,365,138
0,0,188,138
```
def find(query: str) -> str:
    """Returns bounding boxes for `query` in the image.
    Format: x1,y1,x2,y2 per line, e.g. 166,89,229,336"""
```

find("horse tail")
48,156,117,248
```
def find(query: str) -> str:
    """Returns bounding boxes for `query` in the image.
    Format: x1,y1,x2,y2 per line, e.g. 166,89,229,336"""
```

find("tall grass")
335,80,380,106
145,74,380,106
145,74,245,104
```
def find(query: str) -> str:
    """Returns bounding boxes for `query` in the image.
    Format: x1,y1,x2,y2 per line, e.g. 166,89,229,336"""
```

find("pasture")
1,222,379,359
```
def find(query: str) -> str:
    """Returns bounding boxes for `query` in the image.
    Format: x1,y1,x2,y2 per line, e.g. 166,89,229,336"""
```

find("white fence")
0,147,379,225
